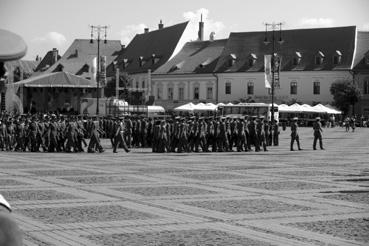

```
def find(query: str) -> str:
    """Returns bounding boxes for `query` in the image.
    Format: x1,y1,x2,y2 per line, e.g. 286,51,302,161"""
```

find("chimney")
198,14,204,41
121,44,126,50
52,48,58,65
144,28,149,34
158,20,164,30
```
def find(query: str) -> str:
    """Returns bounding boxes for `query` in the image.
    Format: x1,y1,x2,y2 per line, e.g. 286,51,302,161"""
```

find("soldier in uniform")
256,117,267,151
313,117,324,150
236,117,248,152
290,117,302,151
113,117,130,153
272,120,280,146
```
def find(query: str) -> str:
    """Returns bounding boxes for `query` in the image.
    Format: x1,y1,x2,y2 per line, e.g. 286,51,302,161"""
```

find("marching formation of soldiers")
0,113,280,154
150,116,280,153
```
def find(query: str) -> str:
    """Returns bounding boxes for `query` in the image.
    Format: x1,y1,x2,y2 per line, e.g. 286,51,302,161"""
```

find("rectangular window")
157,87,162,99
247,82,254,95
290,81,297,95
142,80,145,88
364,79,369,94
194,87,199,100
167,87,173,100
178,87,184,100
313,81,320,95
206,87,213,99
225,82,231,95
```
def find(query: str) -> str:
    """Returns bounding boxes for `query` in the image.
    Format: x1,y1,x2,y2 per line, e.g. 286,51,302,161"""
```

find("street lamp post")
264,22,283,124
90,25,108,115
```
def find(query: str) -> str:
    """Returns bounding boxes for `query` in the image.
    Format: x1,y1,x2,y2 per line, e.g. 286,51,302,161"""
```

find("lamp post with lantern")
263,22,284,124
90,25,108,115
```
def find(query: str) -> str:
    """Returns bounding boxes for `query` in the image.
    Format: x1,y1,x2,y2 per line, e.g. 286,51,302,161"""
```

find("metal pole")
96,32,100,115
271,28,275,123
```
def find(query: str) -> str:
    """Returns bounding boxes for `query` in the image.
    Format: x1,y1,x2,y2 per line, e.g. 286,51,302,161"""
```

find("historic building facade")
151,25,369,115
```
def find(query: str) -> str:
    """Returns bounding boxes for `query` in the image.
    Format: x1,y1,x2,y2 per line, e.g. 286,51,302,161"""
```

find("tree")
330,79,361,115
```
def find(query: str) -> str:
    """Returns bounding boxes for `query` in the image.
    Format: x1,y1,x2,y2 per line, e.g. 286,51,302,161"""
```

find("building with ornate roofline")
151,25,369,115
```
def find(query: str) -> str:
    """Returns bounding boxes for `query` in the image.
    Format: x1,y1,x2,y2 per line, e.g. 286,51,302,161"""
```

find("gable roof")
154,39,227,74
42,39,122,79
108,21,188,75
34,49,61,73
11,71,97,88
214,26,357,73
352,31,369,71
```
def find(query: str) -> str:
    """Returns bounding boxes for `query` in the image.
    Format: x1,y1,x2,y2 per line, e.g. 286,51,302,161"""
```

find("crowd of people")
0,113,281,153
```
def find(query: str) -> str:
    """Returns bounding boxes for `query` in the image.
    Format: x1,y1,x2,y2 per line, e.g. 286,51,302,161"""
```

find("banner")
91,57,97,81
264,55,272,89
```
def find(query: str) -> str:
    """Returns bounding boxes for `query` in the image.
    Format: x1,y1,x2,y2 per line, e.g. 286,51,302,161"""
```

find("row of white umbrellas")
174,102,342,114
278,103,342,114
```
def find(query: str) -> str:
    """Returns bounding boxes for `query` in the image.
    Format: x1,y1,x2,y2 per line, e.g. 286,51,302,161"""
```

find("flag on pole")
91,57,97,81
264,55,272,88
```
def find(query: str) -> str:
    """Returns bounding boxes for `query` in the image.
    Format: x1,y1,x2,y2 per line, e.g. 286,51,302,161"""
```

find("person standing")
113,117,130,153
290,117,302,151
313,117,324,150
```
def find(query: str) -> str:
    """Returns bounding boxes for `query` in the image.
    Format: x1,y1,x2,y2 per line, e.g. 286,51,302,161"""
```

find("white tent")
174,102,196,112
301,104,321,113
194,103,217,111
205,103,218,111
148,105,165,113
314,104,342,114
324,104,342,114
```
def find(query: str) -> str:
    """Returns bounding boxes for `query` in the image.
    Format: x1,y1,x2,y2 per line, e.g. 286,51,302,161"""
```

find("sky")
1,0,369,60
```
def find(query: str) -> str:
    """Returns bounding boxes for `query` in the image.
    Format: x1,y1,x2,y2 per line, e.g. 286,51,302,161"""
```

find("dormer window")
293,51,302,65
333,50,342,65
315,51,325,65
138,56,145,67
248,53,257,66
199,58,212,68
228,53,237,67
122,59,129,69
151,54,160,64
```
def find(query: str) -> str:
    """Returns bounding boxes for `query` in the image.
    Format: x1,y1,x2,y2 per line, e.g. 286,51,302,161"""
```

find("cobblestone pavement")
1,127,369,246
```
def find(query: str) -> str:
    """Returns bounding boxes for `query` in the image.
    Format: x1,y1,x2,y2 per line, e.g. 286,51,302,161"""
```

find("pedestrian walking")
290,117,302,151
313,117,324,150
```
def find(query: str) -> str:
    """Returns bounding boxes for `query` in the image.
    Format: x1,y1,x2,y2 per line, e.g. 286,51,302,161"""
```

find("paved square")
1,127,369,245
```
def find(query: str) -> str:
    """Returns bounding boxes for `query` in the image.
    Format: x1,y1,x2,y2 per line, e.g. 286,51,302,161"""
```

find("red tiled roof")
43,39,122,79
154,39,227,74
214,26,357,73
109,22,188,75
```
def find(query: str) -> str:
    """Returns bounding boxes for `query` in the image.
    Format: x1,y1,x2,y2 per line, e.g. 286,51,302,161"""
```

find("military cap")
316,117,321,120
293,117,298,120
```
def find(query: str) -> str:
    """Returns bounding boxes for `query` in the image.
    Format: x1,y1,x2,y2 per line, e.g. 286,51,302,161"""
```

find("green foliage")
330,79,361,115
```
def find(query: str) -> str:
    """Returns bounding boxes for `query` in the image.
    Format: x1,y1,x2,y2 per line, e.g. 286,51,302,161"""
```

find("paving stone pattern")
1,128,369,245
18,205,159,224
85,229,274,246
236,181,334,190
183,199,312,214
286,218,369,243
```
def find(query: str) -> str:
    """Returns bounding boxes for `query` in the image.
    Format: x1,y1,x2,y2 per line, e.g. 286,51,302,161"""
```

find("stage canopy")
9,71,97,88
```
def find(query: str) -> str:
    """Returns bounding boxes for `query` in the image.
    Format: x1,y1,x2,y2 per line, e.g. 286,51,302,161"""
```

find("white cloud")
119,23,147,45
32,32,67,46
361,23,369,31
299,18,334,27
182,8,226,42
